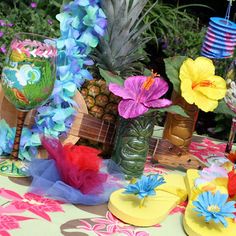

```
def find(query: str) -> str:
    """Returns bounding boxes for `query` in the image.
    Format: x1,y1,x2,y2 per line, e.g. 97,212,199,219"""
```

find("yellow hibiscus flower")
179,57,226,112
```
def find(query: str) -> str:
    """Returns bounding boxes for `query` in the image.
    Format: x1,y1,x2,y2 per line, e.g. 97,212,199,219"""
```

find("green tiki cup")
111,114,155,179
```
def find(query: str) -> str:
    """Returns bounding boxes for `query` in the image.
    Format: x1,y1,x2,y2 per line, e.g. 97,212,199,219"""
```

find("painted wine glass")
0,32,57,177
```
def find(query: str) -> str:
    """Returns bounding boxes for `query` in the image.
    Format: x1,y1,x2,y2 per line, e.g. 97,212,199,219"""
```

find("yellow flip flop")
108,173,187,226
183,169,236,236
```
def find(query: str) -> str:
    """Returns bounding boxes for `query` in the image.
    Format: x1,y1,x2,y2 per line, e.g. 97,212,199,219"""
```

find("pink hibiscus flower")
109,74,171,119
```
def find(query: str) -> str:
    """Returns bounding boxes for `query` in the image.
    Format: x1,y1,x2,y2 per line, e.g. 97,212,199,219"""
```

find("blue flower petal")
193,191,236,228
123,174,165,199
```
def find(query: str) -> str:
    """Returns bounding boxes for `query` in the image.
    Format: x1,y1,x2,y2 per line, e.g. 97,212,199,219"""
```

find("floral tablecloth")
0,138,226,236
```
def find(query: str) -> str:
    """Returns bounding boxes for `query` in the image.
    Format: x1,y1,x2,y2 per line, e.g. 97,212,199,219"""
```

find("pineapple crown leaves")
99,67,154,86
99,68,124,86
93,0,157,77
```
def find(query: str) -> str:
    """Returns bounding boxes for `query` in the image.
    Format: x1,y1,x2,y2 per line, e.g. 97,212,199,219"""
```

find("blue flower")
193,191,236,227
123,174,166,199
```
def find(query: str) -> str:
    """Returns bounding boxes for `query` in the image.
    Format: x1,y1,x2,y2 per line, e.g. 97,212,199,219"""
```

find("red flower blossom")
227,151,236,164
228,169,236,198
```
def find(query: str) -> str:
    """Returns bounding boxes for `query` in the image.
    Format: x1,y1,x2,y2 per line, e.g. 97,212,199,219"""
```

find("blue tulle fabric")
29,158,125,205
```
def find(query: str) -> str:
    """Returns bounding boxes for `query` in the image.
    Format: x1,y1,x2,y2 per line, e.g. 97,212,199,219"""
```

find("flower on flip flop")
123,174,165,199
193,191,236,227
195,164,228,187
109,73,172,119
179,57,226,112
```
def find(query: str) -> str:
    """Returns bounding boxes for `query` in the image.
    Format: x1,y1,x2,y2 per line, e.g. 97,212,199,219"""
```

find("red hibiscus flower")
228,169,236,198
227,151,236,164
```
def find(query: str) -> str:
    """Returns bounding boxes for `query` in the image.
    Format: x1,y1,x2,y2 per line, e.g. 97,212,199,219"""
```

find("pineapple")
81,79,119,122
81,0,151,123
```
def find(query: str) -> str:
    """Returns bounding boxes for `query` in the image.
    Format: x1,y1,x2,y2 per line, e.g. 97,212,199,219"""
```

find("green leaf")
99,68,124,86
143,68,152,76
164,56,187,93
213,99,235,117
159,105,189,117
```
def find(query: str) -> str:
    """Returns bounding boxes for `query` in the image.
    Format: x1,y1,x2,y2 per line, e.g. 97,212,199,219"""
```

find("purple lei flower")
7,23,14,27
75,0,99,6
30,2,37,8
0,44,7,54
0,20,5,26
47,19,53,25
109,75,172,119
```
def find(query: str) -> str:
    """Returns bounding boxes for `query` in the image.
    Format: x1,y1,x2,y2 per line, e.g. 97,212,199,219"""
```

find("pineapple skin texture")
81,79,120,123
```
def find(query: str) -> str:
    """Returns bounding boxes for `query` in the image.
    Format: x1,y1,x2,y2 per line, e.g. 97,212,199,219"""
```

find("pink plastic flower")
30,2,37,8
195,164,228,187
109,74,171,119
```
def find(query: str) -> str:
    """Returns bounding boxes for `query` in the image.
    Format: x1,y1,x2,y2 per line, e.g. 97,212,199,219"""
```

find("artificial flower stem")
11,110,27,159
139,197,146,208
130,178,137,184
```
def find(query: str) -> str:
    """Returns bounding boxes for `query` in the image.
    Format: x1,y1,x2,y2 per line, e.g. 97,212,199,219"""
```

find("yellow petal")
213,177,228,188
180,78,195,104
195,75,227,100
193,90,218,112
193,57,215,83
179,58,198,83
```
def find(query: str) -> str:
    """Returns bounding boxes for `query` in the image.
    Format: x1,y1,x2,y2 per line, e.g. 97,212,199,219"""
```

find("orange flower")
227,151,236,164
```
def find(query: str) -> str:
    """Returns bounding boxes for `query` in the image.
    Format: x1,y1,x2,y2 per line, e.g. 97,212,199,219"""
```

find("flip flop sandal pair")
109,169,236,235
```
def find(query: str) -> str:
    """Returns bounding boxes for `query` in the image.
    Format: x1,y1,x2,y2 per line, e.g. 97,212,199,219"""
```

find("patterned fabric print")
0,215,32,236
169,201,188,215
144,157,172,175
189,138,226,162
76,211,160,236
0,188,64,235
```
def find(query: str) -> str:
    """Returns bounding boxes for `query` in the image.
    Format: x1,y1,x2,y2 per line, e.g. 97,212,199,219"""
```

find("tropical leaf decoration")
164,56,187,93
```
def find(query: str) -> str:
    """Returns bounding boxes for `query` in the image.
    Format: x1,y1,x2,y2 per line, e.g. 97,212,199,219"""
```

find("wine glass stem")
225,117,236,153
11,110,27,160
